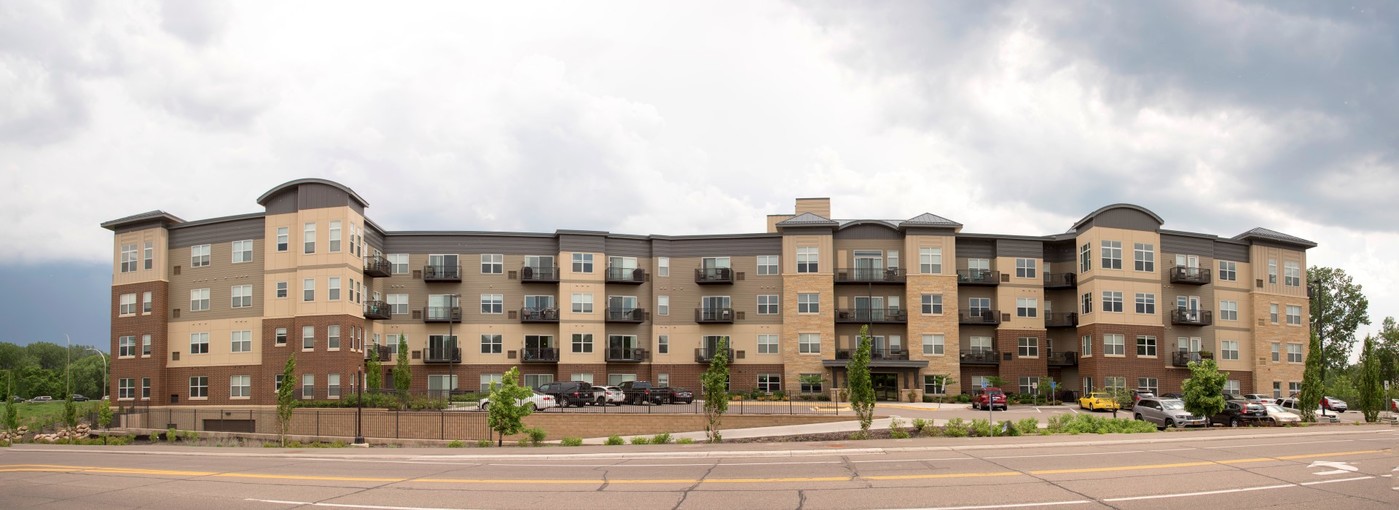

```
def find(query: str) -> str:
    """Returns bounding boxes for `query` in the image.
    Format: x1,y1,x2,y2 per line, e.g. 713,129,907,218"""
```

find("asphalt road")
2,426,1395,509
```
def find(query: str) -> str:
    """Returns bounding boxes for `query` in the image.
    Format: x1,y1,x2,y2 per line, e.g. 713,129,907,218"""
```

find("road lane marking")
885,500,1090,510
247,499,474,510
1102,484,1296,502
986,451,1141,460
1299,476,1374,486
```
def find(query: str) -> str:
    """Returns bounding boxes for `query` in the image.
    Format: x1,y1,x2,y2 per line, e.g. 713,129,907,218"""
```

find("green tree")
62,396,78,428
276,354,297,447
848,325,876,437
1376,317,1399,386
487,366,533,447
365,345,383,392
393,334,411,405
701,337,730,443
3,371,17,431
1182,358,1228,425
1356,335,1384,422
1308,266,1370,378
1110,386,1135,419
1299,329,1325,422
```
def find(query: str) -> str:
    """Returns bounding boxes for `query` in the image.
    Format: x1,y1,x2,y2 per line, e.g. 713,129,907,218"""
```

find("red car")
972,387,1007,411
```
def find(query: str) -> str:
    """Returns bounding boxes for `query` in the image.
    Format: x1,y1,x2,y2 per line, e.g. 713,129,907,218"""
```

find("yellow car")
1078,392,1120,411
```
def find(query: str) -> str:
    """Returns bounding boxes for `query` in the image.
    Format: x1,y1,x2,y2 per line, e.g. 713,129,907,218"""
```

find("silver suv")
1133,397,1206,429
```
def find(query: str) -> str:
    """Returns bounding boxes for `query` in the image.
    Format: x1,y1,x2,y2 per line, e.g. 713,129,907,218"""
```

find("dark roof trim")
836,219,901,231
900,212,963,229
256,178,370,208
1232,227,1317,248
1070,203,1165,231
167,212,265,230
648,232,781,241
776,212,838,227
100,210,185,231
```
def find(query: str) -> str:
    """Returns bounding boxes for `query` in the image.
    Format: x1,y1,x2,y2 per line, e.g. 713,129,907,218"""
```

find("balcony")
1170,309,1213,326
423,264,461,282
834,348,910,361
695,307,735,324
695,347,734,363
422,306,461,323
834,268,907,284
606,266,647,284
1172,351,1207,367
960,350,1000,365
835,308,908,324
1044,312,1078,328
520,307,560,323
363,255,392,278
1047,351,1078,367
520,265,560,283
1170,266,1211,285
1044,272,1077,289
606,347,648,363
423,347,460,364
364,344,391,361
363,300,391,320
605,307,646,323
956,269,1000,286
521,347,560,363
959,310,1002,326
695,267,733,285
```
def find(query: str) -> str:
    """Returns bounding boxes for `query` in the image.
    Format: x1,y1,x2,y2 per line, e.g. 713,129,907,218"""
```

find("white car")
1260,404,1301,425
596,386,625,406
478,390,556,412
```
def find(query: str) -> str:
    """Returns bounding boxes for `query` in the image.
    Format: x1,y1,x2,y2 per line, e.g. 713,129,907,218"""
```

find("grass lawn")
7,400,108,429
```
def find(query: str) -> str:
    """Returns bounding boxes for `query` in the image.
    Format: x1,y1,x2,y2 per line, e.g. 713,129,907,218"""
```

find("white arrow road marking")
1307,460,1358,476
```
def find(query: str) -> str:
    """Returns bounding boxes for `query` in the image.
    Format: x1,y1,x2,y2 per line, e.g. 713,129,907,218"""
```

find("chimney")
795,197,831,219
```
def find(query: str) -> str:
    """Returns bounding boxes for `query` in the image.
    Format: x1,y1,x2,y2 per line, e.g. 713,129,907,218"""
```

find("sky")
1,1,1396,355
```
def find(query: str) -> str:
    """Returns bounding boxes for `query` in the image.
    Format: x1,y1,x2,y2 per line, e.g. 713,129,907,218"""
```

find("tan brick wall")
780,274,834,391
907,274,960,394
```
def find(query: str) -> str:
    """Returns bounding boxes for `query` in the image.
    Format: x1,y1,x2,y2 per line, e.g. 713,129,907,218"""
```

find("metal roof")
1233,227,1317,248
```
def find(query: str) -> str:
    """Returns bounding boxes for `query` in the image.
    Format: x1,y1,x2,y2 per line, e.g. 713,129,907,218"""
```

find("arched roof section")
256,178,370,208
1070,203,1164,232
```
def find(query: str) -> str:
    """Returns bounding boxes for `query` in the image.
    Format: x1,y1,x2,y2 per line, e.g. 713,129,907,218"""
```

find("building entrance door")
872,373,899,401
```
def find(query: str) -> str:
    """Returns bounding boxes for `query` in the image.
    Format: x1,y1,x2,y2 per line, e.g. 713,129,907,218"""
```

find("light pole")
354,366,365,445
85,347,108,400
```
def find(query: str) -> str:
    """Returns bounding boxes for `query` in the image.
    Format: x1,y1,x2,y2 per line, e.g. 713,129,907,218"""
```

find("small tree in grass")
276,354,297,447
701,337,729,443
3,372,17,431
393,334,411,407
487,367,533,447
848,325,876,438
63,395,78,428
97,401,113,443
1182,358,1228,426
1357,335,1384,422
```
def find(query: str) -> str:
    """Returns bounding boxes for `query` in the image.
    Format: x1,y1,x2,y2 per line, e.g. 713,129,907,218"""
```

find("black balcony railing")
423,306,462,323
521,347,559,363
606,267,647,284
1170,266,1211,285
364,344,392,361
520,265,560,283
520,307,560,323
960,350,1000,365
835,348,910,360
363,255,392,278
606,347,648,362
695,307,735,323
695,347,735,363
605,307,646,323
834,268,907,284
423,264,461,282
695,267,733,284
1172,351,1205,367
957,269,1000,285
834,308,908,323
363,300,391,320
1170,309,1213,326
1047,351,1078,367
959,310,1002,325
423,347,460,363
1044,312,1078,328
1044,272,1077,289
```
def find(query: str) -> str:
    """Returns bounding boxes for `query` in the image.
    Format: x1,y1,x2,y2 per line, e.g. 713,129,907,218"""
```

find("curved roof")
256,178,370,208
1070,203,1164,231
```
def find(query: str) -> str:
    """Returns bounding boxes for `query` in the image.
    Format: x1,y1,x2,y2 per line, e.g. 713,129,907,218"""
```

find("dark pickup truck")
618,381,673,405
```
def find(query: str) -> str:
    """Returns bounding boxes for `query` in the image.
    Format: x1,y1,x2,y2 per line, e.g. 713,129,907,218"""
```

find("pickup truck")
617,381,673,405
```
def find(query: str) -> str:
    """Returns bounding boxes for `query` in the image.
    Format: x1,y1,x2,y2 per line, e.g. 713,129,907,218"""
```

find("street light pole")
86,347,108,401
354,366,365,445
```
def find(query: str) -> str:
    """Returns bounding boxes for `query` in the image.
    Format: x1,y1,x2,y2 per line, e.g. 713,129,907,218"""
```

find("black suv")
1209,400,1268,427
536,381,595,408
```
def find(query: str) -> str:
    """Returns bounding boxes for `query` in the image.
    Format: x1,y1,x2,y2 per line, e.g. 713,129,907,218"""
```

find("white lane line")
1299,476,1374,486
1102,484,1294,502
853,457,972,464
1203,439,1353,449
487,460,844,467
986,451,1141,460
246,499,473,510
884,500,1090,510
1144,448,1195,452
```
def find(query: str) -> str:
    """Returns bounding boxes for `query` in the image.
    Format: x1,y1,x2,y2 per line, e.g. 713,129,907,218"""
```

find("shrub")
941,418,968,438
447,440,465,448
1014,418,1040,436
605,435,624,446
525,427,546,446
629,436,650,445
956,394,972,403
651,432,673,444
911,418,930,434
166,427,177,442
677,437,694,444
561,437,583,447
476,439,492,447
969,419,995,437
1046,414,1157,435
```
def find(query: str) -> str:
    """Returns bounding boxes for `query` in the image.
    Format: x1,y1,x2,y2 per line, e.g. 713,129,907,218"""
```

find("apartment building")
103,178,1315,407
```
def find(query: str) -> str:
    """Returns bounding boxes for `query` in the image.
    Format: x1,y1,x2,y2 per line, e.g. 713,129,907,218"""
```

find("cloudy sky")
2,1,1396,352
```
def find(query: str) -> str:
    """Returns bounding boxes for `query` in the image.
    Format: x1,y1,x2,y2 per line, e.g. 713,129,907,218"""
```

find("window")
521,374,551,390
118,378,135,400
1079,243,1092,272
657,257,669,277
924,375,949,395
1102,291,1123,313
571,333,593,353
572,253,594,273
799,333,821,354
276,281,288,299
1270,304,1279,324
801,374,824,394
231,375,251,398
190,332,209,354
1138,378,1159,395
758,334,779,354
758,374,782,393
328,373,341,399
480,334,502,354
388,253,408,274
658,335,669,354
1220,340,1239,360
276,227,289,252
190,244,211,267
275,374,284,392
231,330,252,353
797,246,819,273
655,373,669,387
141,334,151,356
1015,258,1036,278
1097,333,1122,356
322,277,337,301
971,336,992,353
481,253,503,274
1016,297,1037,318
231,285,253,308
798,293,820,314
922,334,945,355
756,294,779,315
190,376,208,399
921,294,943,315
971,376,992,390
1218,260,1236,281
143,240,154,269
1267,258,1277,284
1220,300,1238,321
303,223,316,254
757,255,779,275
1135,293,1155,314
302,374,315,399
1081,335,1093,357
120,244,137,272
1284,262,1300,287
570,373,594,385
657,295,669,316
968,297,991,316
275,328,287,346
1019,377,1040,395
920,248,943,274
1288,381,1301,395
571,293,594,313
1285,305,1302,325
190,288,210,311
1101,240,1122,269
142,291,152,314
119,293,137,316
302,278,315,301
139,377,150,399
1136,335,1157,357
1271,342,1280,362
302,325,315,350
389,294,408,314
1286,343,1303,363
328,325,341,350
1134,243,1154,272
479,373,503,393
231,240,253,263
1104,376,1126,391
1223,380,1241,394
480,294,503,314
1017,337,1038,358
1081,293,1093,314
118,336,136,357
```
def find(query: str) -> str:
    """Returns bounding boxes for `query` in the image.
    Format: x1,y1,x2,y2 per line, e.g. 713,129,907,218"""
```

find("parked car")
1241,394,1274,405
28,396,53,403
594,386,625,406
478,390,556,412
1078,392,1119,411
670,387,695,404
971,387,1007,411
1133,398,1206,429
71,394,89,402
1209,400,1269,427
1321,396,1348,413
618,381,673,405
9,395,24,403
1159,392,1183,399
536,381,597,408
1259,403,1301,425
1132,389,1155,404
1391,398,1398,413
